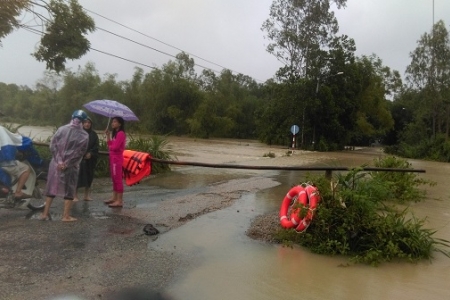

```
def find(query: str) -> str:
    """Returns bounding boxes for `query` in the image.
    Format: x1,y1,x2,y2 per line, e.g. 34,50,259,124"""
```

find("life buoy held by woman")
279,184,320,232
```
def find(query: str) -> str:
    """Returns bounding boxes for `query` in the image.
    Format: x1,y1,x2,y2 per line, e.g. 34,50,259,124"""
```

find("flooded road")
3,125,449,299
150,148,450,300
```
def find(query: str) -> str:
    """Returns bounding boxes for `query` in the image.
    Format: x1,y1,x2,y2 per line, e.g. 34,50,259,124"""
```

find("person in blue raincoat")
40,110,89,222
0,125,43,199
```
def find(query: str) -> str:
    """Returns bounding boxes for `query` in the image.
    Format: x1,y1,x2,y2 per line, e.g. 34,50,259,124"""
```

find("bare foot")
14,193,31,200
62,216,77,222
73,198,79,202
39,214,50,221
108,201,123,208
84,197,93,201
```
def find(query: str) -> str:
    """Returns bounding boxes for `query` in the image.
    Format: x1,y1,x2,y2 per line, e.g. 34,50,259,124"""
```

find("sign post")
290,125,299,154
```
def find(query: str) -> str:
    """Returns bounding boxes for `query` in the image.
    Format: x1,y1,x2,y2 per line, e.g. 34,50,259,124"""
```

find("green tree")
0,0,95,72
405,20,450,140
347,55,395,145
261,0,347,78
0,0,29,42
56,63,101,123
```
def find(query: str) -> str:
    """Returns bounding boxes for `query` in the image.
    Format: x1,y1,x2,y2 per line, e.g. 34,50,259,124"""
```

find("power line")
19,6,267,83
83,8,234,72
25,0,267,82
81,6,266,82
95,27,222,74
21,26,214,78
89,48,159,70
21,26,161,70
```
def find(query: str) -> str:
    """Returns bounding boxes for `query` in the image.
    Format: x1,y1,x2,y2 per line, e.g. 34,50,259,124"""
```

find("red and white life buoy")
279,185,303,229
294,184,320,232
279,184,320,232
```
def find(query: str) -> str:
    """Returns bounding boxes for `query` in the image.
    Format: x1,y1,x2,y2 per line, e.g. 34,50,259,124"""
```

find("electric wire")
80,5,266,82
21,26,160,71
17,1,268,83
96,27,222,74
83,7,238,73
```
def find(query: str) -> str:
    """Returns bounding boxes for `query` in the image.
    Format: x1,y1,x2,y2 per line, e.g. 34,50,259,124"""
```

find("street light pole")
316,71,344,94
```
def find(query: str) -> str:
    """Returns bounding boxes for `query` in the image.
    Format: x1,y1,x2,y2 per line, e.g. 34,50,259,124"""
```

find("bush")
126,135,175,174
274,157,448,266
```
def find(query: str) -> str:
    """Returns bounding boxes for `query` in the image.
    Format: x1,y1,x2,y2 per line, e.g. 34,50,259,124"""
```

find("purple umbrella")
83,99,139,121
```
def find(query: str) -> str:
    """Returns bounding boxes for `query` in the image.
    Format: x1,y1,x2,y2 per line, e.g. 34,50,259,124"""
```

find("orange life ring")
279,184,320,232
279,185,303,229
293,184,320,232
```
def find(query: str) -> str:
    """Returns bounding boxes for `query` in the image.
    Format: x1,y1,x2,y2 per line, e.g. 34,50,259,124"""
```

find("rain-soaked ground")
1,134,450,299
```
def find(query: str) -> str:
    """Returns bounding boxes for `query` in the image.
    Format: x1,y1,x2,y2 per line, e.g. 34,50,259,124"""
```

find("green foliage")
33,0,96,72
371,156,436,203
274,157,448,266
93,139,109,178
0,0,28,42
1,0,95,72
388,21,450,161
126,135,175,174
261,0,347,77
386,134,450,163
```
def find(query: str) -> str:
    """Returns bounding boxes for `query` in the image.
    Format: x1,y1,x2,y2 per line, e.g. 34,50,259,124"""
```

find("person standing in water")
104,116,126,208
40,110,89,221
74,117,99,202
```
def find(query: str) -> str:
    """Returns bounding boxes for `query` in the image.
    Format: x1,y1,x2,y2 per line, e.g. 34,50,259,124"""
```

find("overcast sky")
0,0,449,88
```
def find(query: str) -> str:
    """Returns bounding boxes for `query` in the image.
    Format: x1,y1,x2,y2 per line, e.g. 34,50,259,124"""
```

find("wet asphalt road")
0,176,188,300
0,169,268,300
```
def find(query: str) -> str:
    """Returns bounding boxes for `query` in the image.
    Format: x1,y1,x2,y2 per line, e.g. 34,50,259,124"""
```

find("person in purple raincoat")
40,110,89,221
103,116,126,208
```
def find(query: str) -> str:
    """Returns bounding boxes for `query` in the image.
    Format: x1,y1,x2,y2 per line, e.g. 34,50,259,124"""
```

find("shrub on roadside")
274,157,449,266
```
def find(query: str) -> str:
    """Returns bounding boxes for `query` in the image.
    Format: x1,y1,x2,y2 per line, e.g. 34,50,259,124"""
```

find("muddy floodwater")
2,127,450,299
150,140,450,300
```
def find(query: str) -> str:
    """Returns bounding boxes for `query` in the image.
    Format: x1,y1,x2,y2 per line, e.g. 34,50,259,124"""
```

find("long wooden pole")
32,142,426,174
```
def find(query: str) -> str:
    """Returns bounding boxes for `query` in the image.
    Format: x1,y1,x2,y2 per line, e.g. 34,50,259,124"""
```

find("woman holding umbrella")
104,116,126,207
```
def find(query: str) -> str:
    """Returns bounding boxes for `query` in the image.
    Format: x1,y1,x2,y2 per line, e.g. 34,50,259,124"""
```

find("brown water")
152,148,450,300
15,127,450,298
16,125,55,141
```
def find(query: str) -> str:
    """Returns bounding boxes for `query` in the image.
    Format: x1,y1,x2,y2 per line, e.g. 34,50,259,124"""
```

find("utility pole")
433,0,434,26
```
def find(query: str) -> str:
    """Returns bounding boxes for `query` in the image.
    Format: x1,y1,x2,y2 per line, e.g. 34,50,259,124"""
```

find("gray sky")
0,0,449,88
